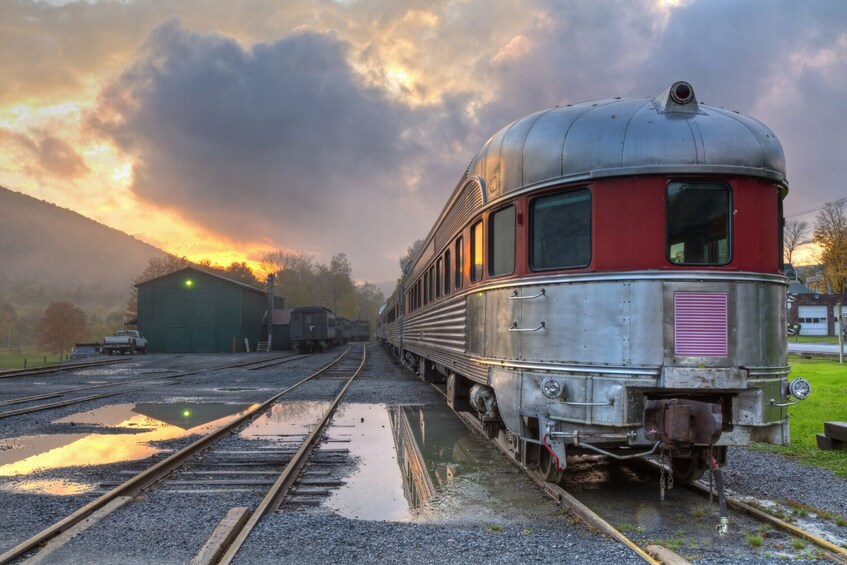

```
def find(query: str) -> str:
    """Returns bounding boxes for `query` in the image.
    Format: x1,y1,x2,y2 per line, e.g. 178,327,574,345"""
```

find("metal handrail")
509,321,545,332
510,288,545,300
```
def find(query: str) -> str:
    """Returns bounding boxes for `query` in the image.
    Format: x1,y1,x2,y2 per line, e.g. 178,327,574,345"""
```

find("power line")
786,196,847,219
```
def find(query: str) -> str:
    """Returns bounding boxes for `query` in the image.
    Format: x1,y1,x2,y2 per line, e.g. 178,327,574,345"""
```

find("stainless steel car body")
378,82,792,458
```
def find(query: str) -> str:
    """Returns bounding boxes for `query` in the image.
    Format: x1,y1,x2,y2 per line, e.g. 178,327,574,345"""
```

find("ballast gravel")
0,345,845,564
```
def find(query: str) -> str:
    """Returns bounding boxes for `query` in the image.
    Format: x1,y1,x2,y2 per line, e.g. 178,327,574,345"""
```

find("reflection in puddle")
240,401,331,440
0,402,255,484
324,403,524,523
0,478,93,496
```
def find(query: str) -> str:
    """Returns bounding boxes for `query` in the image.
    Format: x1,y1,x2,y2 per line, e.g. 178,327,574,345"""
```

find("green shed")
137,266,283,353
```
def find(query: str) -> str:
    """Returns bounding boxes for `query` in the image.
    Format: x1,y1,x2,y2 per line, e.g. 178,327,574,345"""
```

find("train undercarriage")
388,343,800,486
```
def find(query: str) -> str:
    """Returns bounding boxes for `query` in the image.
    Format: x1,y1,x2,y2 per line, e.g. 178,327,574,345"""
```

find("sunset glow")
0,1,844,284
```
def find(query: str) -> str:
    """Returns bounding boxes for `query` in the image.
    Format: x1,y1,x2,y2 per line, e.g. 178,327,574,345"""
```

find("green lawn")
789,335,843,345
0,351,66,370
758,356,847,476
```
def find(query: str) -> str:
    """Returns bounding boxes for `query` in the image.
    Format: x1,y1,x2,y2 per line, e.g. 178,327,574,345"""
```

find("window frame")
436,258,443,299
455,237,464,290
488,204,516,278
471,220,484,283
529,187,592,272
665,180,733,267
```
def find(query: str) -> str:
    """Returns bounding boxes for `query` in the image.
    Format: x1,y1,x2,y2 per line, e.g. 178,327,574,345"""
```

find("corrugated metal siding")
404,298,466,352
434,181,484,252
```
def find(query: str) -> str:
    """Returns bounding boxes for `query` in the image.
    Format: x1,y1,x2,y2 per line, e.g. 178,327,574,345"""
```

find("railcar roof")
468,81,786,200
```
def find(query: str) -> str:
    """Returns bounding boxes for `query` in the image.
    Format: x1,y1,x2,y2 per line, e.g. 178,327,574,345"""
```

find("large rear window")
667,182,731,265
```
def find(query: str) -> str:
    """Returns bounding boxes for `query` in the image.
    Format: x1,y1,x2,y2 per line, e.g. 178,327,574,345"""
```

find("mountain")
0,186,166,321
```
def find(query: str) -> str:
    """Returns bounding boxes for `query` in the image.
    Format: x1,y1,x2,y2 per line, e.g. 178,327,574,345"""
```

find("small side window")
489,205,515,277
471,221,484,282
429,266,435,301
455,237,463,289
444,250,451,296
531,189,591,270
424,272,429,305
436,258,442,299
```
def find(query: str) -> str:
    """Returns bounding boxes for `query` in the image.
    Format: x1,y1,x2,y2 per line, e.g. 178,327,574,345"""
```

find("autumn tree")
398,239,425,280
783,220,810,265
813,201,847,293
37,301,88,354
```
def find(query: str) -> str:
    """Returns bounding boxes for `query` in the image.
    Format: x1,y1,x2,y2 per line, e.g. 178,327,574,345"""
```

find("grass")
755,356,847,476
649,537,684,551
0,351,68,370
745,533,764,548
789,335,843,344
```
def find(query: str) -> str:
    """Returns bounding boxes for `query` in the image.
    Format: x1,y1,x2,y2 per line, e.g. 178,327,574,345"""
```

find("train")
377,81,811,484
290,306,371,352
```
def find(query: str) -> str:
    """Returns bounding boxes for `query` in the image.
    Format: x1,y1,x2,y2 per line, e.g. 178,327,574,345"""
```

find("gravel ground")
0,345,845,564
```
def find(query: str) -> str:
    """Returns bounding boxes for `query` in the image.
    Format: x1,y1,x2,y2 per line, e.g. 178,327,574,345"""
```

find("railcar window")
417,280,422,308
444,250,451,296
429,266,435,301
530,189,591,270
667,182,731,265
471,221,484,282
489,205,516,276
455,238,463,289
424,272,429,305
436,258,443,299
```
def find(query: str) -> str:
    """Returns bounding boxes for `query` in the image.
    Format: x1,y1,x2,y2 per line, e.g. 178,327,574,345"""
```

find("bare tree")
126,255,190,318
783,220,810,265
813,201,847,293
37,301,88,355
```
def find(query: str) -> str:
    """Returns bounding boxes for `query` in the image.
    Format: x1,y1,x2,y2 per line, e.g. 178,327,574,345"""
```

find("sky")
1,0,845,285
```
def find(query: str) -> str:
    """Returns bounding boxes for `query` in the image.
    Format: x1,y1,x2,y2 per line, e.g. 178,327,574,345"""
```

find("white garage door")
798,305,828,336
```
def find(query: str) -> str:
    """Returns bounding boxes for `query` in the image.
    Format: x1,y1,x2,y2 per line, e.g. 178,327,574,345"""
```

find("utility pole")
837,303,844,364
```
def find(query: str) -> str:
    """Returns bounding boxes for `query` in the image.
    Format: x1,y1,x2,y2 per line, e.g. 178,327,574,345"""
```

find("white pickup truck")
102,330,148,355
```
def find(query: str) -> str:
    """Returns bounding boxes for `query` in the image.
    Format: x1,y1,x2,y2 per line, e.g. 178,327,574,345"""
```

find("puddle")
240,401,331,440
0,478,94,496
321,403,554,524
0,402,256,486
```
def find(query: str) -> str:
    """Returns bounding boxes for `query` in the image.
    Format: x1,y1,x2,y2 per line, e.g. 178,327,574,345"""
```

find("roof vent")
655,80,700,114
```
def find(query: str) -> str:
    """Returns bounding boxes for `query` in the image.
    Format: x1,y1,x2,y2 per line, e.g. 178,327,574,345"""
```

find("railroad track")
433,384,847,565
0,357,132,380
0,352,312,420
0,345,365,564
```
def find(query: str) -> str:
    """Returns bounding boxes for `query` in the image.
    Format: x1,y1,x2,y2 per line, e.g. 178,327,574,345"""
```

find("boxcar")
290,306,337,352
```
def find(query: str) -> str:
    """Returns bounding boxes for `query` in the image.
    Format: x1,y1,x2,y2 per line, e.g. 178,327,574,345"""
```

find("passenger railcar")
290,306,338,352
377,81,810,483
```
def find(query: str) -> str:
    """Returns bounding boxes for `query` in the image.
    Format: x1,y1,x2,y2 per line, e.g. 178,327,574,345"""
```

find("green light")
185,279,194,287
182,409,191,417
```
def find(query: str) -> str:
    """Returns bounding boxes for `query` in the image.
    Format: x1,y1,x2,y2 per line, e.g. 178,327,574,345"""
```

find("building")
137,266,284,353
785,264,845,336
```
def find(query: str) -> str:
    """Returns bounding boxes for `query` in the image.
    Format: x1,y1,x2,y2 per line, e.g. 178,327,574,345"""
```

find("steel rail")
0,353,312,419
0,347,352,564
216,344,367,565
425,383,660,564
0,358,131,380
639,459,847,561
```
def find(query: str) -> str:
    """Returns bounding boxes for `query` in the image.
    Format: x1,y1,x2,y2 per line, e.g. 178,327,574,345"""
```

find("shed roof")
135,265,275,297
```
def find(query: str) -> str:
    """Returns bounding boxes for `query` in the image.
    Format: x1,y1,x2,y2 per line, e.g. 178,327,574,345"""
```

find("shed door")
798,305,828,336
163,289,217,352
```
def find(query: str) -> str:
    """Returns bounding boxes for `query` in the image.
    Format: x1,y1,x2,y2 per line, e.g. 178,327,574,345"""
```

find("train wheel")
538,444,564,484
671,452,708,483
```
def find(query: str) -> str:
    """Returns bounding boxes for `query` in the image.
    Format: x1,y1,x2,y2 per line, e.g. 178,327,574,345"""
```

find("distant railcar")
352,320,371,342
377,81,811,484
341,318,353,343
290,306,337,352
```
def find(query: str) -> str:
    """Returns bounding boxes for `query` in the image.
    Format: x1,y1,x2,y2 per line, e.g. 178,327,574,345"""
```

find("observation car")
290,306,338,352
377,81,810,483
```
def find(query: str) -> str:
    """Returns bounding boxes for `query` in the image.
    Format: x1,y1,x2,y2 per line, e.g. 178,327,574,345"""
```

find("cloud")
0,128,88,179
90,21,474,280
